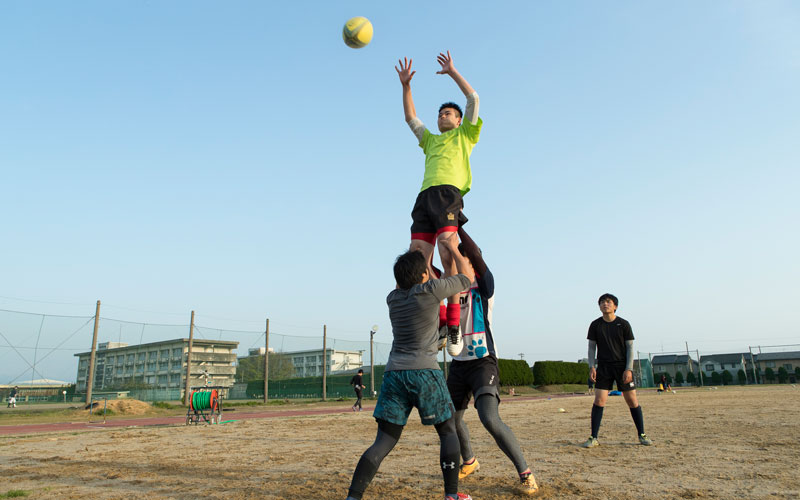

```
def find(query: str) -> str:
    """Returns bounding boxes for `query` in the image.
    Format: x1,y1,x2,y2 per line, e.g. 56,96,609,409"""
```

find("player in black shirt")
581,293,652,448
350,369,366,412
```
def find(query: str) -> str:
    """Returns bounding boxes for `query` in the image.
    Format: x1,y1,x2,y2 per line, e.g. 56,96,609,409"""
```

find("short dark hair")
598,293,619,307
394,250,428,289
439,102,462,118
357,369,363,374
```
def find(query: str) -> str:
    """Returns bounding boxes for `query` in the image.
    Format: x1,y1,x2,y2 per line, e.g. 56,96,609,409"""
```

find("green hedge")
532,361,589,385
497,358,533,386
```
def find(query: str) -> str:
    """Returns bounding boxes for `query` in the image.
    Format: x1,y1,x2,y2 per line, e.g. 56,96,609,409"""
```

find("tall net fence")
0,307,393,401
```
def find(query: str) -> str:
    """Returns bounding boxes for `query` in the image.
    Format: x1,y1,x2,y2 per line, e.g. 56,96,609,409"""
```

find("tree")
711,371,721,385
795,366,800,380
236,352,295,382
721,370,733,385
765,367,775,383
674,371,684,385
686,371,696,385
737,369,747,385
778,367,788,384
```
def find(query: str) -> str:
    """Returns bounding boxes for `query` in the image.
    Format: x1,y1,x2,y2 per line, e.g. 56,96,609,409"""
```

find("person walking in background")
7,386,18,408
581,293,652,448
351,369,366,412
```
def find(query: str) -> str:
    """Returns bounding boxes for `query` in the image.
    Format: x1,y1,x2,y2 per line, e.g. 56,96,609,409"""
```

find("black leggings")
346,418,460,499
454,394,528,474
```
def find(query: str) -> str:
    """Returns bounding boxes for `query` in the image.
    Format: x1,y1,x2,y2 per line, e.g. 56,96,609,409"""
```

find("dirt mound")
86,399,153,415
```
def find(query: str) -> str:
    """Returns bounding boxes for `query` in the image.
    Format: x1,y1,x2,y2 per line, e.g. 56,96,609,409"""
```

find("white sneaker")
446,325,463,357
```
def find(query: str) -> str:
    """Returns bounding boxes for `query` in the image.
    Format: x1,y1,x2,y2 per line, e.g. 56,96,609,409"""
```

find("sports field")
0,385,797,499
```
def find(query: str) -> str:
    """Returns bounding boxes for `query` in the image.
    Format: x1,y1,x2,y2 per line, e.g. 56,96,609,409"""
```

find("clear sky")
2,1,799,383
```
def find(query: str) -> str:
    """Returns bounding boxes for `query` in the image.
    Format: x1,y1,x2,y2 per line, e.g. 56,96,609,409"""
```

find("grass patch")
1,490,30,498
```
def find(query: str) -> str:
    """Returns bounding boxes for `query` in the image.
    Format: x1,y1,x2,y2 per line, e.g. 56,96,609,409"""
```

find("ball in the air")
343,17,373,48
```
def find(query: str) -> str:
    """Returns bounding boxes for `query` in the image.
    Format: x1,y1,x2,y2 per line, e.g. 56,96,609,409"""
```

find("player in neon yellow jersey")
395,51,482,357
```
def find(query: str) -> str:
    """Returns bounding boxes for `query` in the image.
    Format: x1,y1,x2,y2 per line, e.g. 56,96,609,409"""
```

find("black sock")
591,404,604,438
630,405,645,435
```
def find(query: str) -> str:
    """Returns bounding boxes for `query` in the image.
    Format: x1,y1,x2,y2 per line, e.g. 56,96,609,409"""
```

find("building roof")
652,354,695,365
700,353,748,364
754,351,800,362
74,338,238,356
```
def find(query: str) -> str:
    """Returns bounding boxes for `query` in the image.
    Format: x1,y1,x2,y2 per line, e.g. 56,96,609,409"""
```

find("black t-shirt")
350,374,363,389
587,316,634,364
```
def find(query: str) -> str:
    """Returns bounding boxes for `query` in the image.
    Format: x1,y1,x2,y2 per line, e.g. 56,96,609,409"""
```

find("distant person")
581,293,652,448
350,369,366,412
588,376,595,395
445,227,538,495
345,234,474,500
7,386,18,408
657,374,671,394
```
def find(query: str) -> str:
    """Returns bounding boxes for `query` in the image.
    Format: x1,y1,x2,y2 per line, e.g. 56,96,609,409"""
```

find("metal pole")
85,300,101,406
696,350,704,387
263,318,270,403
637,351,643,387
370,329,375,397
749,346,758,384
322,325,327,401
183,310,195,405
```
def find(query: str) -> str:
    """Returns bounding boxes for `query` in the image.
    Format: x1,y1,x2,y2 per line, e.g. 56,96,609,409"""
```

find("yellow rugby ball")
343,17,373,49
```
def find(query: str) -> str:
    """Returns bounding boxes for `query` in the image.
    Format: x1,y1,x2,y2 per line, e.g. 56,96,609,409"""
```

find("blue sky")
1,1,799,383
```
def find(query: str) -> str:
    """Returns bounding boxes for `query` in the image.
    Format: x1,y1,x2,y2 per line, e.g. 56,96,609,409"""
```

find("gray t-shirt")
385,274,471,372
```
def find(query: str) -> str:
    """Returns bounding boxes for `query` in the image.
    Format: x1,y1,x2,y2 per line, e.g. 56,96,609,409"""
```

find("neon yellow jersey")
419,117,482,196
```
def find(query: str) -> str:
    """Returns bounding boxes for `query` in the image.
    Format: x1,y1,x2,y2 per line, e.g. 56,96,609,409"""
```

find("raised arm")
395,57,417,122
436,51,479,125
436,51,474,96
440,232,475,284
457,227,487,276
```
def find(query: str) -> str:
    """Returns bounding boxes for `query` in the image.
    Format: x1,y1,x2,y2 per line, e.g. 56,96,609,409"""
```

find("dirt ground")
0,385,798,499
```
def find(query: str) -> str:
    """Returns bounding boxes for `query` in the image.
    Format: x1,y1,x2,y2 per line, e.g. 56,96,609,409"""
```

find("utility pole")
696,350,704,387
85,300,101,406
263,318,270,403
322,324,327,401
183,310,195,405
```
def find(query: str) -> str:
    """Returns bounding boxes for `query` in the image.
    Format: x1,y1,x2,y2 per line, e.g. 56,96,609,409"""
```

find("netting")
0,307,393,401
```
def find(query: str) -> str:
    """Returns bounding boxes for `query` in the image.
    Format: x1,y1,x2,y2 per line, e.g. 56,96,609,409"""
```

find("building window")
766,361,776,368
173,348,183,358
705,364,714,371
784,364,793,371
137,353,146,362
148,351,157,360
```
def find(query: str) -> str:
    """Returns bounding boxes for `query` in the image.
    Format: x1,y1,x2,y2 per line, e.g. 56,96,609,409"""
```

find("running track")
0,393,586,436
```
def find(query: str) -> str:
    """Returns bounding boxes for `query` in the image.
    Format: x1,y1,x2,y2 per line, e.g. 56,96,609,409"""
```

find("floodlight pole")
696,350,704,387
369,327,376,396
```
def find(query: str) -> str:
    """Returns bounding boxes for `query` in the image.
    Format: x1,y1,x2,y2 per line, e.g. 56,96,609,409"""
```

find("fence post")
322,324,327,401
85,300,101,406
183,311,195,405
264,318,269,403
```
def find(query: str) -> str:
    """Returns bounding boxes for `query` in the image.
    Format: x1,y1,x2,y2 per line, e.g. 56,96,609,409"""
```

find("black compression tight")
454,394,529,474
346,418,460,499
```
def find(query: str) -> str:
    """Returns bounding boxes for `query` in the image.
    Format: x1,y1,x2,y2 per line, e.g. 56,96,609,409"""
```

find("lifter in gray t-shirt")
346,233,474,500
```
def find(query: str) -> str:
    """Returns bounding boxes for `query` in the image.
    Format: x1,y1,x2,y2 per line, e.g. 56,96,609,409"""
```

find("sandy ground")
0,385,798,499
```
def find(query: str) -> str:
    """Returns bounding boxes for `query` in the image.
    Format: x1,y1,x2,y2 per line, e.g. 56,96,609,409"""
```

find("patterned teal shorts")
373,369,454,426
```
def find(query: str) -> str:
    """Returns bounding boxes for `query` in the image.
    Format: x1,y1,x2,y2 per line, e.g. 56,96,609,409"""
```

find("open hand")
395,57,416,85
436,50,455,75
